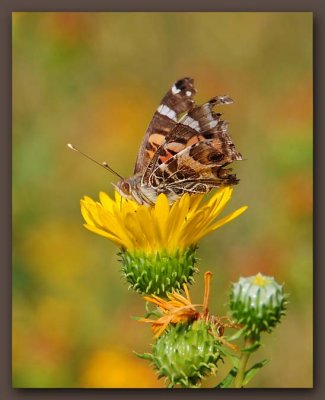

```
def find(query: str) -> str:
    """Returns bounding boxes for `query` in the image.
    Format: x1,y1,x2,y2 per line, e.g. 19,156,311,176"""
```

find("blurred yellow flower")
80,187,247,253
80,347,162,388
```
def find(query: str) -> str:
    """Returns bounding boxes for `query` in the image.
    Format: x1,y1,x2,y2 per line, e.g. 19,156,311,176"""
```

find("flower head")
140,272,240,345
80,186,247,253
137,272,240,388
80,187,247,295
139,281,201,338
140,319,224,388
229,273,288,337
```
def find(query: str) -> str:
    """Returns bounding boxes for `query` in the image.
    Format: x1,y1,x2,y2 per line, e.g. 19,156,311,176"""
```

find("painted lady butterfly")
69,77,242,205
116,77,242,205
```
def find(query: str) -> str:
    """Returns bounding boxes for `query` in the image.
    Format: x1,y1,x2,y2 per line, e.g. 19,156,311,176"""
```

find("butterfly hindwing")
148,136,239,196
142,91,242,195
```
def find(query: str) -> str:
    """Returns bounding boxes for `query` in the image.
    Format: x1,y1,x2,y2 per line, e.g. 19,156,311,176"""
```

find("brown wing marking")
134,77,197,174
149,139,239,195
142,93,241,184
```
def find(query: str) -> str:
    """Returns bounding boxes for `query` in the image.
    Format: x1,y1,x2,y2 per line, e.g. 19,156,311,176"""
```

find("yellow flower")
80,186,247,254
80,187,247,295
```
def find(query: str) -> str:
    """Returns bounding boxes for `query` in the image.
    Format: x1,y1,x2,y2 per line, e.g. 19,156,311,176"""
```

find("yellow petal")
80,200,104,228
137,206,161,250
99,191,115,212
179,209,209,247
80,189,247,253
205,187,232,219
114,190,122,203
154,194,170,243
187,194,204,217
80,200,96,227
124,213,148,249
97,207,124,236
168,194,190,236
83,224,125,247
195,206,248,242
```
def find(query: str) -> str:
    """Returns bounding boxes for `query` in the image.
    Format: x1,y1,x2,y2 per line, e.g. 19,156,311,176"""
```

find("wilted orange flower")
140,272,241,350
139,279,202,338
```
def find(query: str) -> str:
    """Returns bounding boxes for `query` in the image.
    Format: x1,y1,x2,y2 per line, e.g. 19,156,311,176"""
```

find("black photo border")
1,1,323,399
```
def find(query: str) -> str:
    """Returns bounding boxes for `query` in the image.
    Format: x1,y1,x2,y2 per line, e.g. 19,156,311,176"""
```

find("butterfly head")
114,176,145,205
116,179,132,197
114,176,158,206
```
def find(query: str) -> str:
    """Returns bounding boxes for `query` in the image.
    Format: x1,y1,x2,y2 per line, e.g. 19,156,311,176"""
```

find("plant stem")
234,336,254,388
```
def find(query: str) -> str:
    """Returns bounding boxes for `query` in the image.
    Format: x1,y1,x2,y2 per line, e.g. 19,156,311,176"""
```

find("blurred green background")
12,12,312,388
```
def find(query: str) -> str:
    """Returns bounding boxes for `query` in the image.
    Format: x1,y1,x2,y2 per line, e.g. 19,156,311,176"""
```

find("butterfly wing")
145,96,242,196
134,77,197,174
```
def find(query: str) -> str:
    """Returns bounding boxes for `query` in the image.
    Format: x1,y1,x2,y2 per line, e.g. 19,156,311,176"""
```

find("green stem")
234,336,254,388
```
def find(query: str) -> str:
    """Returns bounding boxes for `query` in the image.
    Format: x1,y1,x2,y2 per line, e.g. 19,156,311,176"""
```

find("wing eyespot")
202,132,214,140
208,152,224,163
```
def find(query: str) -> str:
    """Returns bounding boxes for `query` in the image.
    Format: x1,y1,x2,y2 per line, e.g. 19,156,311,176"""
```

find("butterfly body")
115,174,164,205
116,77,242,205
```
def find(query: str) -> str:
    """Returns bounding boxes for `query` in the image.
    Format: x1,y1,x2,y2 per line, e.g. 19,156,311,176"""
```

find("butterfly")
115,77,242,205
69,77,242,205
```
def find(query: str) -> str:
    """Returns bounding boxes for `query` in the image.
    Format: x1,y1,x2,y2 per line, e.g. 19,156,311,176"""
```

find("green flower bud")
229,273,287,336
139,320,223,388
119,247,198,296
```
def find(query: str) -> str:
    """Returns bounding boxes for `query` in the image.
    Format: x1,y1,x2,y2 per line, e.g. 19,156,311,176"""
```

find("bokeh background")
12,12,312,388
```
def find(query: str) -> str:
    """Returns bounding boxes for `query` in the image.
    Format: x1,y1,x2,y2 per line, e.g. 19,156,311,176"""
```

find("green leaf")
145,300,151,315
143,301,161,319
131,315,142,321
227,327,246,342
242,359,270,386
241,341,261,353
133,350,153,360
215,367,238,388
221,350,240,368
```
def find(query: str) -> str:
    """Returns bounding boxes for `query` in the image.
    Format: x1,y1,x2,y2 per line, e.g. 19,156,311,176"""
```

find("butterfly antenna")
67,143,124,180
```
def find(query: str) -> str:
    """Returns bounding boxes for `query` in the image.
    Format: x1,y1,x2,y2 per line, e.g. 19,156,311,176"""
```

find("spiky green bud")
119,247,198,296
139,320,223,388
229,273,287,337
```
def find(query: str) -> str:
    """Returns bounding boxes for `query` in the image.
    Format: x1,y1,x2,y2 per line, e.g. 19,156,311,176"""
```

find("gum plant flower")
137,272,241,388
80,186,247,295
229,273,288,388
230,273,288,338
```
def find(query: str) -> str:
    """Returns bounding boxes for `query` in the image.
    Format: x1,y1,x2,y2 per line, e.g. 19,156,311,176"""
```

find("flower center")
251,273,271,287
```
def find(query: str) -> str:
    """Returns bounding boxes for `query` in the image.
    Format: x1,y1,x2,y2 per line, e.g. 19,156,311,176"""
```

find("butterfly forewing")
134,77,197,174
